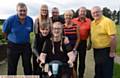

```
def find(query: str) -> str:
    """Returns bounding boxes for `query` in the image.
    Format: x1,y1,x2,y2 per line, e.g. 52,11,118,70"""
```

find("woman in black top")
39,22,76,78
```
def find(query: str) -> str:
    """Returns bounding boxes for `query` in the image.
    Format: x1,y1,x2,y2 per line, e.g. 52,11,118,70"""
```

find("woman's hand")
64,36,70,44
67,51,76,62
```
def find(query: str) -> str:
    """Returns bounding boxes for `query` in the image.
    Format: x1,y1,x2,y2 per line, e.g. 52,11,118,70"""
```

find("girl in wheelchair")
38,22,76,78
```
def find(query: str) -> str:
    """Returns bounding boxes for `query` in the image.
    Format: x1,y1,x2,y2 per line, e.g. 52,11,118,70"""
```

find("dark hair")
52,7,59,12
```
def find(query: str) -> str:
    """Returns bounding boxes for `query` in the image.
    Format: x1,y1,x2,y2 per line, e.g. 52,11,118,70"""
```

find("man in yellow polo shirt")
91,6,117,78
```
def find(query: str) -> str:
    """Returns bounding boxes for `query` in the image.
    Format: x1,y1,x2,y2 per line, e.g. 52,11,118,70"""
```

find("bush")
0,19,5,25
0,25,7,45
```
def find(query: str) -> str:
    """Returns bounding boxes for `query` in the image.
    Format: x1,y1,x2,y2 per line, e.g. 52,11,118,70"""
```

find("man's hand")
87,43,91,50
109,52,116,58
109,35,116,58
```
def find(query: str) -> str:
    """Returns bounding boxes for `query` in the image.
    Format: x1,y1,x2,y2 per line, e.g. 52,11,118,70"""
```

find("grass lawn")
113,63,120,78
116,25,120,56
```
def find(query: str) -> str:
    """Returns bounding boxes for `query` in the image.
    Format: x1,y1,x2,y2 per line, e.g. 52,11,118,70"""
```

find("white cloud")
0,0,120,19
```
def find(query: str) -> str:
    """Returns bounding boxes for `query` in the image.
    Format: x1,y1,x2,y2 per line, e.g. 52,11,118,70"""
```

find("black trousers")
77,40,87,78
94,47,114,78
60,67,72,78
7,41,32,75
32,54,42,76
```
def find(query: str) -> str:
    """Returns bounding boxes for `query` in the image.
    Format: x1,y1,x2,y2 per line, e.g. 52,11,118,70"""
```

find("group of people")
2,2,117,78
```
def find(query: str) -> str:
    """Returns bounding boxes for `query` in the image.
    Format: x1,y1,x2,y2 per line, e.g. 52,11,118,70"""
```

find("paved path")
0,50,95,77
84,50,95,78
0,57,24,75
115,55,120,64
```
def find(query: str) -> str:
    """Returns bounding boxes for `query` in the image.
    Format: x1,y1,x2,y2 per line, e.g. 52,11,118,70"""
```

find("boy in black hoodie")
32,21,51,77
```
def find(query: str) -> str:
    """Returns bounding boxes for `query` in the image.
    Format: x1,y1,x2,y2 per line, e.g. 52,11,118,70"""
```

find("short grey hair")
16,2,27,8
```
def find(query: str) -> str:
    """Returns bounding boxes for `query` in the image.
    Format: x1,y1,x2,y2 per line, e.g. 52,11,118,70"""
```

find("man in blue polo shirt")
2,2,33,75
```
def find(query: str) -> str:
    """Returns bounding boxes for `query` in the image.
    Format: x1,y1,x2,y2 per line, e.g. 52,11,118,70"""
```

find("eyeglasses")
65,14,72,16
92,11,101,15
53,27,61,30
41,9,48,11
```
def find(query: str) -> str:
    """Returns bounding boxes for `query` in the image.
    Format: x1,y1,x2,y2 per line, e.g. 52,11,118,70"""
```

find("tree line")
0,7,120,24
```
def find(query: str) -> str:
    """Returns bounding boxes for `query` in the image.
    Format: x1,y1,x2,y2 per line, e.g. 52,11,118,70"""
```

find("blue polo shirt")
2,15,33,44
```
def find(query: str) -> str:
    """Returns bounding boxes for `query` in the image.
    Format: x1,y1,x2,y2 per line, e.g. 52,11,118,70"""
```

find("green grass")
113,63,120,78
116,25,120,56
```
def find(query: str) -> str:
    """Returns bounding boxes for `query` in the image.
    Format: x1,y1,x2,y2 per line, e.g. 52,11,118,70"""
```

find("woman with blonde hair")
32,4,52,75
39,22,75,78
34,4,52,34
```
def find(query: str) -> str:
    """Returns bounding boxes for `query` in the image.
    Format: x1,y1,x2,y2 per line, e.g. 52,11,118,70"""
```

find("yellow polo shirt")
91,16,117,48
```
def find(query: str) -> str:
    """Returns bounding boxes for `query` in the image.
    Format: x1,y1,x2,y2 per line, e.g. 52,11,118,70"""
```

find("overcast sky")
0,0,120,19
